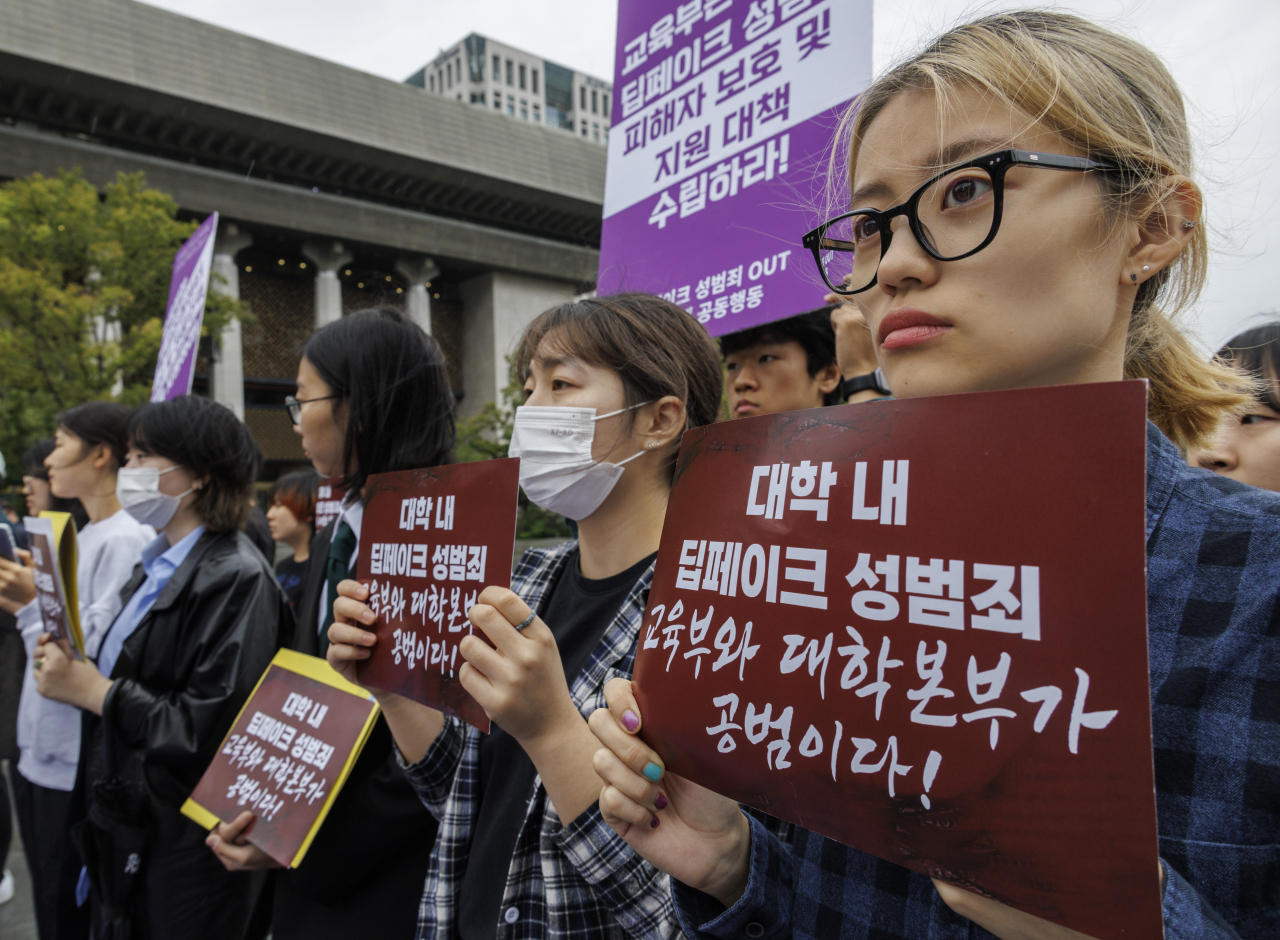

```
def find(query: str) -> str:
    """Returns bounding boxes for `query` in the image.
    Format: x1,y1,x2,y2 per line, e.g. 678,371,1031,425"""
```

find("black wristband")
841,368,891,400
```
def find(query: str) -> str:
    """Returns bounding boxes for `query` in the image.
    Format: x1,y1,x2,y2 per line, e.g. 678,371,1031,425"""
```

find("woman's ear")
640,395,687,451
1123,175,1201,286
89,444,114,472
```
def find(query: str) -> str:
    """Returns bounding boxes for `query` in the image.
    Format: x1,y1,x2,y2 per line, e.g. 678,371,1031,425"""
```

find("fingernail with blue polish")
643,761,663,782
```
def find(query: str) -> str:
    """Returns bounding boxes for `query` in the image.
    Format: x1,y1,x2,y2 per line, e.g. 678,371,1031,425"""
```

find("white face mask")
116,465,194,529
508,403,652,521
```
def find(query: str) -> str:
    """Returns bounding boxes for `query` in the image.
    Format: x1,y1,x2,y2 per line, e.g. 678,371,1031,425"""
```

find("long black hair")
301,307,455,495
1218,321,1280,412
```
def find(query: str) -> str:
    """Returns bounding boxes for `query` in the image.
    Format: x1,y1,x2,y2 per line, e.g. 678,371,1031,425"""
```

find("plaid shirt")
401,542,686,940
674,423,1280,940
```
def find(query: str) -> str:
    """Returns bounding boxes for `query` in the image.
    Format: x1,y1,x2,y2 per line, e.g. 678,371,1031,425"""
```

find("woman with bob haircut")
1189,321,1280,492
206,307,454,940
32,395,289,940
589,12,1278,940
324,294,723,939
0,402,152,940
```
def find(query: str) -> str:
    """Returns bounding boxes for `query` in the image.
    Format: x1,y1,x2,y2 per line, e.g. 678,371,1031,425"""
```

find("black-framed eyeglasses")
802,149,1118,296
284,394,338,425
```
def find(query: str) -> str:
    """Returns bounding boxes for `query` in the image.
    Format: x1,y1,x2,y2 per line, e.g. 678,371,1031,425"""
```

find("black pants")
12,769,86,940
0,763,11,870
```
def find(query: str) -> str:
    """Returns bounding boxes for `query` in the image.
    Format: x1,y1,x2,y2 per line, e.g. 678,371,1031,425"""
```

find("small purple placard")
599,0,871,336
151,211,218,401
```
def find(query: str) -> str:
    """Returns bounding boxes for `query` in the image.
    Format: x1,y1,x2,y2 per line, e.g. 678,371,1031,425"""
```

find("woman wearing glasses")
590,11,1277,940
205,307,453,940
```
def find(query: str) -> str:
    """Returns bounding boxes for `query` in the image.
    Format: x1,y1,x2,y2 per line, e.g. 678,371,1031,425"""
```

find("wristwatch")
840,367,891,400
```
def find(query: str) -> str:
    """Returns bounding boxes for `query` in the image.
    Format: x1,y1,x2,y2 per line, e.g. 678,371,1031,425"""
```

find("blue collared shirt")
96,525,205,679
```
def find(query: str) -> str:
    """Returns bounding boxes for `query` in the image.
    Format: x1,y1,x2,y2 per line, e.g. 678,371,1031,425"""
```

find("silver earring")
646,441,659,451
1130,273,1138,283
1182,220,1196,229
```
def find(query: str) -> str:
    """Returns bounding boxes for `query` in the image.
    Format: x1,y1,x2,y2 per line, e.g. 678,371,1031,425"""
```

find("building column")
210,223,252,420
302,239,353,328
458,271,576,418
395,255,440,335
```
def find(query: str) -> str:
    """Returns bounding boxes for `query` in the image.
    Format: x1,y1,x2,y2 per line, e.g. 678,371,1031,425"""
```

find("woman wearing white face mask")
324,293,723,940
32,395,289,940
0,403,152,940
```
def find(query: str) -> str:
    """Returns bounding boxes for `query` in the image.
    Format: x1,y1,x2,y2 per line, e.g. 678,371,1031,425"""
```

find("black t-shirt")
275,555,310,611
457,548,656,940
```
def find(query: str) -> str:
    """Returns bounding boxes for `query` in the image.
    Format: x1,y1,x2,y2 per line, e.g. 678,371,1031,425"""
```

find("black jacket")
73,528,291,940
267,518,438,940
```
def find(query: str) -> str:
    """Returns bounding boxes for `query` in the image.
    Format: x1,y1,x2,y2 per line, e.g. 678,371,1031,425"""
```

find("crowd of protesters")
0,10,1277,940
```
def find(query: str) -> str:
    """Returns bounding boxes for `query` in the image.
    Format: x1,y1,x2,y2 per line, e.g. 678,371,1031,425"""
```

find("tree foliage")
0,169,246,485
455,361,571,539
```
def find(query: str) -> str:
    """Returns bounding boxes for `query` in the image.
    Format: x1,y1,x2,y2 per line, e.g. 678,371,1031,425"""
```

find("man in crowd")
720,301,890,418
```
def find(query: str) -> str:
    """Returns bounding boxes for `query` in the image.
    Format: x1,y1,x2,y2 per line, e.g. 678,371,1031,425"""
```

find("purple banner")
599,0,871,336
151,211,218,402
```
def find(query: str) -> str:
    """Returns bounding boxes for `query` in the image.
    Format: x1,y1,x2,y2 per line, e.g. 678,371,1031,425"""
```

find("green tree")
455,361,570,539
0,169,246,485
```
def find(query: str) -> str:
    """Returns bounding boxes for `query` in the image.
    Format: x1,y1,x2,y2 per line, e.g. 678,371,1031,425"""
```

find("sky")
141,0,1280,352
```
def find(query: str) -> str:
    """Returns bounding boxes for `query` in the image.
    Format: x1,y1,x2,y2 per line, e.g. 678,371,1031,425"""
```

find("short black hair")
719,307,840,405
1218,321,1280,412
301,307,455,494
127,396,262,532
56,401,134,471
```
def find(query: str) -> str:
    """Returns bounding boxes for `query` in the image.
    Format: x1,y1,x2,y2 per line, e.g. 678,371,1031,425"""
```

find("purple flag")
151,212,219,401
598,0,871,336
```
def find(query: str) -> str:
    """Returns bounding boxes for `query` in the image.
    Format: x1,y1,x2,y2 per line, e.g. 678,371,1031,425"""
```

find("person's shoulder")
194,529,280,587
512,539,577,590
1170,461,1280,530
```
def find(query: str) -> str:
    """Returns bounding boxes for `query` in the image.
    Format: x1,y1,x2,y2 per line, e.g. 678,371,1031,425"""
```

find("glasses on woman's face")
803,149,1117,296
284,394,338,425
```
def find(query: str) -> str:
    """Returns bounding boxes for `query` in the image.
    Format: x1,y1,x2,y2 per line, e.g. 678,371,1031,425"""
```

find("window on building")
520,100,529,120
532,69,539,94
494,95,502,109
543,62,576,131
533,103,542,122
493,54,500,82
471,91,486,105
592,89,598,114
582,120,588,136
592,122,600,142
604,127,609,143
507,94,515,116
580,86,587,110
429,74,435,93
447,62,453,89
519,64,527,90
602,94,610,119
506,59,513,85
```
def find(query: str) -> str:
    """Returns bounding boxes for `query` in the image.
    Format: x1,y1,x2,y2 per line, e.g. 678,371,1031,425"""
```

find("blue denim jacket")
675,424,1279,940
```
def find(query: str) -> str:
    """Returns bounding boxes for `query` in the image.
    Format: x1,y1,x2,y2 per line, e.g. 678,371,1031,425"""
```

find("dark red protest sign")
314,478,348,531
356,460,520,732
183,650,380,868
633,381,1159,939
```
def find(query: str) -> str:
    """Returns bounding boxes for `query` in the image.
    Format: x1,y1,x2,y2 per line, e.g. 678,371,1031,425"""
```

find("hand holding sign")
353,460,520,732
590,677,753,908
0,550,36,613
